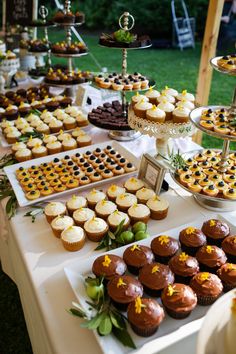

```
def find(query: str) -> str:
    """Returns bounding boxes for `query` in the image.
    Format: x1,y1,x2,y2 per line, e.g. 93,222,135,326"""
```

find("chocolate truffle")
92,254,126,281
190,272,223,305
179,226,207,255
196,245,227,273
161,283,197,318
201,219,230,246
168,252,199,284
151,235,179,264
123,244,154,275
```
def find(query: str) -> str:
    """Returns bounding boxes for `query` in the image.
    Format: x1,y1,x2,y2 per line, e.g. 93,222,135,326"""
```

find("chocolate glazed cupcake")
92,254,127,282
168,252,199,284
161,283,197,319
217,263,236,292
196,245,227,274
107,275,143,311
179,227,207,256
123,244,154,275
151,235,179,264
139,262,174,297
222,236,236,263
201,219,230,246
190,272,223,305
127,297,165,337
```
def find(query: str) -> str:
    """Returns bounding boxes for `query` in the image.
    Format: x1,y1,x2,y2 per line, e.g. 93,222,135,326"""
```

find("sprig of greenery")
95,219,126,251
113,29,137,43
161,149,187,170
69,276,136,349
24,206,44,223
0,153,17,169
18,130,43,143
0,174,17,219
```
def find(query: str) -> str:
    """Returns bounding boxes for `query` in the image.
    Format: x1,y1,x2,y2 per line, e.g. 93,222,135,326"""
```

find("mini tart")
66,178,79,189
66,195,87,215
136,187,156,204
187,180,202,193
194,152,207,162
172,106,190,123
107,275,143,311
86,189,106,208
72,207,95,227
216,180,228,193
90,172,103,182
196,245,227,273
25,190,40,200
61,226,85,252
204,167,217,176
116,193,138,212
54,184,67,193
217,263,236,292
190,272,223,305
106,185,126,201
107,210,130,231
202,184,219,197
179,227,207,255
127,203,150,224
161,283,197,319
214,125,231,135
223,174,236,183
199,177,212,187
139,262,174,297
203,149,216,158
146,105,166,123
44,202,67,223
124,162,136,173
223,188,236,200
113,165,125,175
79,176,90,185
84,217,108,242
199,120,214,130
92,254,127,281
124,177,144,194
101,169,113,179
133,99,153,118
146,195,169,220
123,244,154,274
192,171,206,180
95,200,117,219
179,173,195,187
51,215,74,238
40,186,54,196
151,235,179,264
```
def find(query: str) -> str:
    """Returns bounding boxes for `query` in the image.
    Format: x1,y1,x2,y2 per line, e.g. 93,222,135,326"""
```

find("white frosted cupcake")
62,137,77,151
73,207,95,226
146,195,169,220
157,92,175,104
15,148,32,162
136,187,156,203
76,113,88,127
116,193,138,212
65,106,81,117
172,106,190,123
46,141,62,154
63,116,77,130
176,99,195,111
87,189,106,208
71,128,84,138
44,202,67,223
131,93,148,108
41,110,54,121
53,108,65,119
107,210,130,231
49,119,63,133
21,126,35,134
30,117,42,128
57,131,71,142
51,215,74,238
146,105,166,123
26,113,39,123
127,203,150,224
36,123,50,134
133,99,152,119
43,135,57,144
157,100,175,121
84,217,108,242
161,86,178,97
106,185,126,201
77,134,92,147
66,195,87,215
176,90,195,102
145,88,160,104
1,120,14,129
27,137,43,149
12,141,27,153
61,225,85,251
32,144,47,158
6,130,21,144
124,177,144,194
95,200,117,219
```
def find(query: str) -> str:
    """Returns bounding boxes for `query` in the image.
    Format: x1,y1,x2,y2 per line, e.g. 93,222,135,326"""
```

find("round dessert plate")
53,21,84,27
99,42,152,50
28,51,49,56
210,56,236,76
51,52,88,58
190,105,236,141
171,172,236,212
196,289,236,354
94,78,156,92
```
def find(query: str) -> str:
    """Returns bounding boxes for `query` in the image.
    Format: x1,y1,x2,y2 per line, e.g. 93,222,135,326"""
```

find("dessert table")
0,128,235,354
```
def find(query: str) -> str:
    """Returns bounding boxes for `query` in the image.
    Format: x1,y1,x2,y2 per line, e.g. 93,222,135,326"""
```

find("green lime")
135,231,150,241
117,231,134,244
86,283,104,300
132,221,147,234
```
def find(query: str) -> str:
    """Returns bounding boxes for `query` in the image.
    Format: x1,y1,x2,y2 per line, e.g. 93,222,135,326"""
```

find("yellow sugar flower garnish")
44,134,49,138
101,200,107,205
227,263,236,271
135,297,146,314
182,89,187,95
165,85,169,90
119,194,126,200
151,105,157,111
206,245,213,254
154,195,160,201
231,298,236,313
117,278,126,288
152,265,159,274
140,98,145,104
149,87,153,92
113,210,119,215
198,272,209,283
210,220,216,227
158,235,169,245
233,237,236,244
161,92,167,97
130,177,137,183
34,143,41,149
72,195,77,200
110,185,117,192
162,99,167,104
179,252,189,262
102,255,111,268
133,203,138,208
167,284,177,297
59,129,63,134
186,227,196,235
29,135,33,141
131,244,141,252
91,189,97,194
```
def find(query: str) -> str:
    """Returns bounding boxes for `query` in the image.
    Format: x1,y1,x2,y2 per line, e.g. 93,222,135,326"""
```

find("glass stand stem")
218,139,230,173
230,86,236,116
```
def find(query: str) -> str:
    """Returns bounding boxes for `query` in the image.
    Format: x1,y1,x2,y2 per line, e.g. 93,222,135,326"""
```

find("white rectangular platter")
4,140,139,207
64,214,234,354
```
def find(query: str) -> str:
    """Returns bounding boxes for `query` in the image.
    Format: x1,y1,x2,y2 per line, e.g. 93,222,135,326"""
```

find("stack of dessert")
94,72,150,91
15,145,137,200
44,177,169,251
53,9,85,24
217,54,236,72
130,87,195,124
199,107,236,137
51,41,87,54
45,68,93,85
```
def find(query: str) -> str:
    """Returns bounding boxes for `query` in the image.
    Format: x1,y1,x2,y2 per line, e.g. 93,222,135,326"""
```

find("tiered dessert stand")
172,55,236,211
47,0,88,98
90,12,155,141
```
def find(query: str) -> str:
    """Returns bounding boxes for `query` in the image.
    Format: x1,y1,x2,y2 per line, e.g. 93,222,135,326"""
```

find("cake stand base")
108,130,141,141
193,194,235,212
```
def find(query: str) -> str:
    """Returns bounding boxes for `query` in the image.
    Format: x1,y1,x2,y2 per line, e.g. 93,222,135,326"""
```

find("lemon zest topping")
186,227,196,235
102,255,111,267
131,244,141,252
110,185,117,192
152,265,159,274
233,237,236,244
179,252,189,262
206,245,213,254
135,297,146,314
198,272,209,282
167,284,177,296
227,263,236,271
151,105,157,111
210,219,216,227
182,89,187,95
158,235,169,245
117,278,126,288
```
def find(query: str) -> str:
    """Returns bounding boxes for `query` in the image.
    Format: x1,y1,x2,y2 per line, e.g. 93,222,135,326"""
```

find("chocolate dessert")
123,244,154,274
222,236,236,263
196,245,227,273
179,227,207,255
201,219,230,246
169,252,199,284
190,272,223,305
217,263,236,292
150,235,179,264
92,254,127,281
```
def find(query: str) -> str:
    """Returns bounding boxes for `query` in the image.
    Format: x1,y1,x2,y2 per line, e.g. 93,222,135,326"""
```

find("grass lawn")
41,30,236,150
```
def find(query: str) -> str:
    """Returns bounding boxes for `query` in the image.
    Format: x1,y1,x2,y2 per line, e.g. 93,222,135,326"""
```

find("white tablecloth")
1,130,234,354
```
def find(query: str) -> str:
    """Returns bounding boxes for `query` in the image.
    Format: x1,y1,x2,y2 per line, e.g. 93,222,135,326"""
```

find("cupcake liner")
154,254,176,265
150,209,168,220
165,307,191,319
130,323,158,337
206,236,226,247
180,242,202,256
199,263,220,275
129,214,150,225
222,282,236,293
126,264,141,276
61,238,85,252
86,230,107,242
225,253,236,263
197,293,221,306
174,274,192,285
111,300,129,312
143,285,162,297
